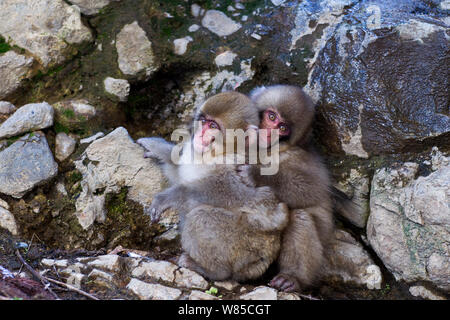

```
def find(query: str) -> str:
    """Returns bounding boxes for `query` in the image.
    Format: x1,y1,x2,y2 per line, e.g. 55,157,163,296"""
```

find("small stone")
409,286,446,300
131,260,177,283
214,51,237,67
201,10,241,37
127,278,182,300
278,292,301,300
241,15,248,22
71,100,96,117
85,254,120,272
251,33,262,40
240,286,278,300
0,207,18,235
173,36,193,55
104,77,130,102
0,102,54,139
189,290,219,300
55,132,76,161
88,268,114,287
235,3,245,10
0,102,16,115
80,132,105,144
214,280,239,291
116,21,157,79
41,259,69,268
191,4,202,17
174,268,209,290
188,24,200,32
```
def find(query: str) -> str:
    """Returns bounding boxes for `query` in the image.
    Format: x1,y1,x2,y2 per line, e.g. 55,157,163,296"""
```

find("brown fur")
250,85,335,291
138,92,289,282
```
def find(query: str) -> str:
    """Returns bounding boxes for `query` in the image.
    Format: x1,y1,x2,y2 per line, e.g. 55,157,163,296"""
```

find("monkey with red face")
248,85,335,292
137,92,289,282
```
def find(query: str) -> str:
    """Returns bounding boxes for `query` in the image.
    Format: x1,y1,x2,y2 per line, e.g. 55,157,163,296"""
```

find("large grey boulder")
74,127,167,229
367,153,450,290
0,132,58,198
304,0,449,156
0,51,34,99
0,0,92,68
0,102,54,139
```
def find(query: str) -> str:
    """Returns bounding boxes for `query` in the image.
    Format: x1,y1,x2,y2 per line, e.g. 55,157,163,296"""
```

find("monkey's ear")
249,86,267,100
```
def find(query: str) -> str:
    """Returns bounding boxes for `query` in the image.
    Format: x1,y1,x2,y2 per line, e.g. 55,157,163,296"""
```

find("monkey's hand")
269,273,300,292
236,164,256,187
146,191,172,223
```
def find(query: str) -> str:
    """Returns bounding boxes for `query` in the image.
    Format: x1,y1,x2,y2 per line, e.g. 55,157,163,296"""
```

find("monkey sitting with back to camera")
246,84,336,292
137,92,289,282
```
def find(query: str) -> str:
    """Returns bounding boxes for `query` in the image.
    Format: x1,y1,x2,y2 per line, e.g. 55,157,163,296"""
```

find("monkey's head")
250,85,314,147
192,91,259,154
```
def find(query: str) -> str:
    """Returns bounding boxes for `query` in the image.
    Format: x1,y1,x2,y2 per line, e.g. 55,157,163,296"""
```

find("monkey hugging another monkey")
137,85,339,292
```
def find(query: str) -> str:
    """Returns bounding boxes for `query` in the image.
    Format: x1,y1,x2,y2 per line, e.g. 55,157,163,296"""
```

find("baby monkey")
248,85,335,292
137,92,289,282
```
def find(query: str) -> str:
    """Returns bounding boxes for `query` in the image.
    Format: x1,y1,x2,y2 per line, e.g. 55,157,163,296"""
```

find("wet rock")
305,1,449,156
55,133,76,161
325,230,382,290
240,286,278,300
127,278,182,300
0,132,58,198
0,102,54,139
104,77,130,102
73,127,167,229
409,285,446,300
116,21,158,80
68,0,121,15
0,52,34,100
201,10,242,37
0,0,92,68
0,102,16,115
0,207,18,235
367,157,450,290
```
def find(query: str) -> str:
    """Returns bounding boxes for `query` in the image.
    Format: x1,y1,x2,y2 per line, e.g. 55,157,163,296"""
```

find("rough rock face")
0,132,58,198
367,155,450,290
201,10,242,37
73,127,167,229
55,132,77,162
0,102,16,115
103,77,130,102
116,22,158,80
0,52,34,99
0,207,18,235
305,0,449,156
0,102,54,139
0,0,92,68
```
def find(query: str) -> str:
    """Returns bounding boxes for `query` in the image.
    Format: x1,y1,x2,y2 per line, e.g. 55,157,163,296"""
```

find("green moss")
0,36,11,53
67,170,83,184
54,121,70,134
62,108,76,119
6,136,20,147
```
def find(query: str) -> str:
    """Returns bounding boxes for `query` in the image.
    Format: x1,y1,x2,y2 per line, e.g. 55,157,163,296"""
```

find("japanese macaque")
137,92,289,282
248,84,335,292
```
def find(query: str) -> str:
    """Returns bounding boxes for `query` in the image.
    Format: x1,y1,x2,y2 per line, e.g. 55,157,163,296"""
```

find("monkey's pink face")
193,115,221,153
259,108,290,145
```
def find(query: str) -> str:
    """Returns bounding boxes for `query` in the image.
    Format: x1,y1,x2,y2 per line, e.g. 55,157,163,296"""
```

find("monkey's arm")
137,137,174,163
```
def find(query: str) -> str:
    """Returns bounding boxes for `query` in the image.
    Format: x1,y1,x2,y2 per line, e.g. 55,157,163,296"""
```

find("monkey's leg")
270,208,324,292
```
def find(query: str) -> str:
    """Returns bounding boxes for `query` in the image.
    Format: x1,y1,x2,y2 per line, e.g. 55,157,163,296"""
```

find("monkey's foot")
269,274,299,292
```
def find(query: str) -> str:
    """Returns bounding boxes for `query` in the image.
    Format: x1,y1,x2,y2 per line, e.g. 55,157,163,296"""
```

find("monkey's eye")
279,123,288,132
268,111,276,121
209,121,219,129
